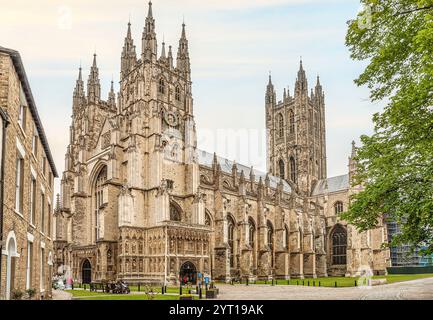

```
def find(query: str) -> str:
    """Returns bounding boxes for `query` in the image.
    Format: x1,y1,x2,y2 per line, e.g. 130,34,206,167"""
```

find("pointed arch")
289,156,297,183
93,165,107,242
278,159,285,180
277,113,284,138
170,201,182,221
288,109,295,134
334,201,344,215
331,224,347,265
158,77,166,94
227,214,236,268
175,85,181,101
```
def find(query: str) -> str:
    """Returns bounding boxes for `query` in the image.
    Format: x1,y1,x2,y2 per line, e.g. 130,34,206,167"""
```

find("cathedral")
53,2,390,285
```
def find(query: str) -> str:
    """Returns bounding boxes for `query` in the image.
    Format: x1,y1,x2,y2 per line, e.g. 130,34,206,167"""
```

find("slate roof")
312,174,349,196
197,149,292,193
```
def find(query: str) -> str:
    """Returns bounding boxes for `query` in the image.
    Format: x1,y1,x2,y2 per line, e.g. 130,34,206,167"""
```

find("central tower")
265,61,327,195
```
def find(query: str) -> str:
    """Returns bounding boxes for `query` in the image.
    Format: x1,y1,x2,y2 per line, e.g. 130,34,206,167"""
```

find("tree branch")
395,5,433,16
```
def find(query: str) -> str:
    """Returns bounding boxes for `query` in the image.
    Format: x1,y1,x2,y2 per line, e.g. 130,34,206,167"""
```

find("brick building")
0,46,58,299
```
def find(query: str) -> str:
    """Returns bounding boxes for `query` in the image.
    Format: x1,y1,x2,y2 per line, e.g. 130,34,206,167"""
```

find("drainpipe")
0,108,10,296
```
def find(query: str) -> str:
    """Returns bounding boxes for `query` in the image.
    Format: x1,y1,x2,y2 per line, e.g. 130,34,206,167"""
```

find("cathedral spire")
73,66,85,110
147,0,153,18
142,0,157,61
87,53,101,103
265,72,275,106
160,41,166,60
108,80,116,109
176,22,191,76
295,58,308,96
121,21,137,77
168,45,174,68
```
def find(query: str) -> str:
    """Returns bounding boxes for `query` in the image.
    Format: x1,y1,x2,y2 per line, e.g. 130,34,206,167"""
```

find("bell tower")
265,60,327,195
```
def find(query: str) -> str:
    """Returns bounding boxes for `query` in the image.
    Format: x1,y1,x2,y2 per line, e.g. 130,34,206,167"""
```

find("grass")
80,294,182,301
220,273,433,288
129,285,181,294
66,287,201,300
376,273,433,284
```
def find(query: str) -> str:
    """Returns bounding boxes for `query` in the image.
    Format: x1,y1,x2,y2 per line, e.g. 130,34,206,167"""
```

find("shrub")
11,289,24,300
26,288,36,300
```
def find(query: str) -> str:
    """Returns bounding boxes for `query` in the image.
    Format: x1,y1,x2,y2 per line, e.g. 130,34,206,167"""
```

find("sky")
0,0,384,195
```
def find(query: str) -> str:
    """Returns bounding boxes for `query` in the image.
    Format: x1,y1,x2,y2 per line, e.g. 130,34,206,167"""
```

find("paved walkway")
52,289,72,300
216,277,433,300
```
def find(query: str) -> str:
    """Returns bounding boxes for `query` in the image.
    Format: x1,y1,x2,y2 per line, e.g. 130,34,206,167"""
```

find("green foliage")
26,288,36,300
11,289,24,300
343,0,433,255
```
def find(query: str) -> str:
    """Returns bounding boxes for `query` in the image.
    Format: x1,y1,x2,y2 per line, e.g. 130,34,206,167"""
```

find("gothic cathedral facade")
53,2,390,284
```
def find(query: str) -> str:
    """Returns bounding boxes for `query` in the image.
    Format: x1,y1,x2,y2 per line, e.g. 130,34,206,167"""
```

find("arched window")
278,159,285,180
227,215,235,268
170,203,181,221
277,113,284,138
94,166,107,242
289,157,297,183
334,201,344,215
332,225,347,265
175,86,181,101
158,78,165,94
289,109,295,134
248,218,255,248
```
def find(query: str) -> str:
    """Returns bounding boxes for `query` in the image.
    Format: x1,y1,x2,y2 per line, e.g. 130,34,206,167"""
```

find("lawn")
80,294,182,300
220,273,433,288
65,288,199,300
129,285,181,294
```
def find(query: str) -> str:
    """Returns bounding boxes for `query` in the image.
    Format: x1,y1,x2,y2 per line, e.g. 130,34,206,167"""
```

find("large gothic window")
94,166,107,242
334,201,344,215
170,203,181,221
289,109,295,134
277,113,284,138
332,225,347,265
289,157,297,183
158,78,165,94
278,159,285,180
227,215,235,268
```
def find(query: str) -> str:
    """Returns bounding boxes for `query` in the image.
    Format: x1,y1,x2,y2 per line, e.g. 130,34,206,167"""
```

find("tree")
343,0,433,255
